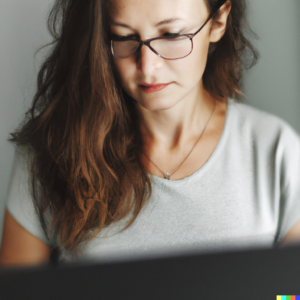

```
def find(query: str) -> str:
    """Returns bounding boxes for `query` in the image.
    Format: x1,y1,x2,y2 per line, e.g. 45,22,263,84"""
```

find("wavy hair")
9,0,258,256
204,0,258,100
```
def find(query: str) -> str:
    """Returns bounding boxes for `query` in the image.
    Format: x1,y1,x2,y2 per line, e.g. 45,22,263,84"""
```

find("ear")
209,1,232,43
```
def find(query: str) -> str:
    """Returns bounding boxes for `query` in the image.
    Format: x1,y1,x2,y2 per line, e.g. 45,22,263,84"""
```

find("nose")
136,42,164,75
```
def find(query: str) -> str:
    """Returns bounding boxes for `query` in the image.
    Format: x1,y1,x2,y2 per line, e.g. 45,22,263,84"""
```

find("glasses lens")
111,35,192,59
112,40,140,58
150,36,192,59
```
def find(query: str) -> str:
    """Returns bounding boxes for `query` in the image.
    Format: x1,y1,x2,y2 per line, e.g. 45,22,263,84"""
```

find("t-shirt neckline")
147,97,234,184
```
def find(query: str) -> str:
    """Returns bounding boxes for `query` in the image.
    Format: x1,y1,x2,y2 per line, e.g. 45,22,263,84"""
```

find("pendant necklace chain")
142,99,216,180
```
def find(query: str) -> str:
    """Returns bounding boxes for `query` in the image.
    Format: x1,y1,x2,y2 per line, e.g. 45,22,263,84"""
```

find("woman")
1,0,300,267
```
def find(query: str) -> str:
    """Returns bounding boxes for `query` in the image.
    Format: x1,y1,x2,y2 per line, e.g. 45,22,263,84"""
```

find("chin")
137,96,177,112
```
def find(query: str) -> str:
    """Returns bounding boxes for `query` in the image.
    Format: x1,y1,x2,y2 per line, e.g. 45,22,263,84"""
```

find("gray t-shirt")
6,98,300,263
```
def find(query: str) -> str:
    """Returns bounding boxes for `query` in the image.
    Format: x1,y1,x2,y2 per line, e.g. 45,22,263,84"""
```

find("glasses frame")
111,0,227,60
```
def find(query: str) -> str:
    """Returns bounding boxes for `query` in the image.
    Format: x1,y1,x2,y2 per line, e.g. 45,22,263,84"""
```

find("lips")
139,82,172,93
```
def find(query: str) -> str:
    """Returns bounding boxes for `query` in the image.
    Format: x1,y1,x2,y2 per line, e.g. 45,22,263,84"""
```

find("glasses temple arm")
193,0,228,37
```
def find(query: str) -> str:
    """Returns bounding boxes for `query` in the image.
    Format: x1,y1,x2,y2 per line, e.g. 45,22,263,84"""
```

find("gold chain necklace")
142,99,216,180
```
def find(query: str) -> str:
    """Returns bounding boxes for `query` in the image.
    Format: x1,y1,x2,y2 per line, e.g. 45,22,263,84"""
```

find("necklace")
142,99,216,180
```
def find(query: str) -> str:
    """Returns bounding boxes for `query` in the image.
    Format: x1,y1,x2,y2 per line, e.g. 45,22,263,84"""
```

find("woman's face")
109,0,217,111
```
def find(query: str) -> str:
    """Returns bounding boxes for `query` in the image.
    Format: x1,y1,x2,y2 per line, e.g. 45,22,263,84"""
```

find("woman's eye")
163,32,180,37
111,32,181,40
111,33,139,40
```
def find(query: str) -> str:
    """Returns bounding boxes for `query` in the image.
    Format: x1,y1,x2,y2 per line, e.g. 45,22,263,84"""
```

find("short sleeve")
6,146,51,246
275,124,300,244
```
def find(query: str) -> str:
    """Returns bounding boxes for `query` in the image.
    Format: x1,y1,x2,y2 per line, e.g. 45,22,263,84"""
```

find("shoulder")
9,144,32,164
6,145,53,246
7,145,34,212
228,98,300,149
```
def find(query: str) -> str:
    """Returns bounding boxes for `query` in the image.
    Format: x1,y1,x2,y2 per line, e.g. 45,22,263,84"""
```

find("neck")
137,86,218,152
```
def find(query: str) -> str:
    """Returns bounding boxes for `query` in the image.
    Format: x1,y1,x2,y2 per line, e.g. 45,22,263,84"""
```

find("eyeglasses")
110,0,227,60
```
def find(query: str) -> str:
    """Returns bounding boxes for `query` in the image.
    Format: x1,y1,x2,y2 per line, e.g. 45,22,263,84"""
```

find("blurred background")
0,0,299,246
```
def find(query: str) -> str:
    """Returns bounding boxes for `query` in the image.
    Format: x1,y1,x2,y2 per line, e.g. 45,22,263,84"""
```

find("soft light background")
0,0,299,246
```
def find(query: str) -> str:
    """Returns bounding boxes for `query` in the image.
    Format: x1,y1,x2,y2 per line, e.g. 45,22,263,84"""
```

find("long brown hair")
9,0,258,256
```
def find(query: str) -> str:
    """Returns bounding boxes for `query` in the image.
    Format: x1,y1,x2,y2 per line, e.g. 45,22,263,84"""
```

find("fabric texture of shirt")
6,98,300,263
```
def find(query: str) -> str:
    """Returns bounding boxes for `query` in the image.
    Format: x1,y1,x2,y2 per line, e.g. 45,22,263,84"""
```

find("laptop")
0,243,300,300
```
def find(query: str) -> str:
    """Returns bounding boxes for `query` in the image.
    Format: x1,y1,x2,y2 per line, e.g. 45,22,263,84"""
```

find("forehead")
108,0,207,25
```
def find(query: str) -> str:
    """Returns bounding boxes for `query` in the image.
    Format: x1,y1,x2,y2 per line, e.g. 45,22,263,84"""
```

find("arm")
0,209,51,268
278,219,300,247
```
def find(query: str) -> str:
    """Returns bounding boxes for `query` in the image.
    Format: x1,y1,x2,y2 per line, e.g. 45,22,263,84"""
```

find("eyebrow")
111,18,184,29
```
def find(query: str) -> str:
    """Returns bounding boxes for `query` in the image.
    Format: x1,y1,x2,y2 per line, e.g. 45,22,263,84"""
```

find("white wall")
243,0,300,133
0,0,299,245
